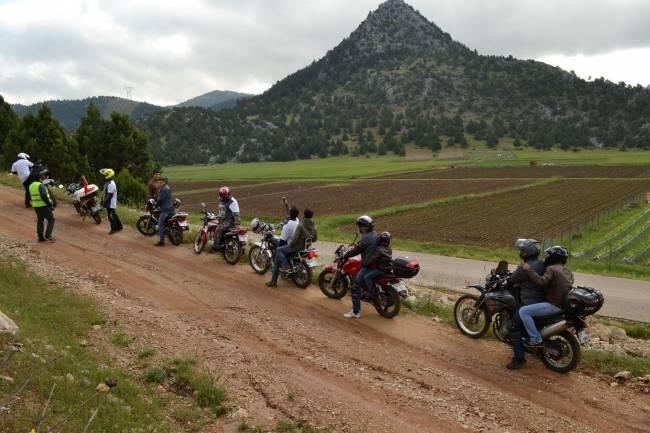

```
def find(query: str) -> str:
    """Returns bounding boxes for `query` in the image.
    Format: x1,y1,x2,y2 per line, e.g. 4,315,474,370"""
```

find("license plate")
306,259,318,268
393,281,408,295
577,329,589,344
91,205,102,213
238,234,248,242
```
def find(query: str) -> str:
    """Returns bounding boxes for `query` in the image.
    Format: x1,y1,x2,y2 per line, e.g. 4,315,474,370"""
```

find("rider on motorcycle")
266,208,317,288
341,215,378,319
277,206,300,247
520,246,574,347
10,152,34,208
363,231,393,301
210,186,241,253
154,178,174,246
506,238,545,370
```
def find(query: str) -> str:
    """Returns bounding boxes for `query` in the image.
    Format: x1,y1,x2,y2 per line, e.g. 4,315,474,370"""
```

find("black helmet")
378,231,391,246
544,245,569,265
515,239,541,260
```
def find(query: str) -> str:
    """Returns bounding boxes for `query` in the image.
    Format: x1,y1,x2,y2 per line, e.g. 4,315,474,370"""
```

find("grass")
138,347,157,359
0,256,172,433
111,331,134,347
161,357,227,415
276,419,330,433
581,350,650,377
145,367,167,383
600,319,650,340
403,292,454,325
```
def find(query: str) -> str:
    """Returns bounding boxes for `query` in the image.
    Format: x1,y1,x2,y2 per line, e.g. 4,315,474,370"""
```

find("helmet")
250,217,262,233
378,231,392,246
218,186,231,201
173,198,182,209
17,152,30,160
545,245,569,260
515,239,541,260
33,164,48,178
99,168,115,180
356,215,374,227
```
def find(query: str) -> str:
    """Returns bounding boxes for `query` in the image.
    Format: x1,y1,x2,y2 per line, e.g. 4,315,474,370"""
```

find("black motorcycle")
453,261,604,373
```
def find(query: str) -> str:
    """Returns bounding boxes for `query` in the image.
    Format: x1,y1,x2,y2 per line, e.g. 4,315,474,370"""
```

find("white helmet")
17,152,30,160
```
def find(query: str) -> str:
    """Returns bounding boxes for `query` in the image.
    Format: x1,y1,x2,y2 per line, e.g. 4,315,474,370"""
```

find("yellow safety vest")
29,181,50,208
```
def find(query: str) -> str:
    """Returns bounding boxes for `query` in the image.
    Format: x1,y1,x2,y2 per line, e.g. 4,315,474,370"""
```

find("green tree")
0,95,17,158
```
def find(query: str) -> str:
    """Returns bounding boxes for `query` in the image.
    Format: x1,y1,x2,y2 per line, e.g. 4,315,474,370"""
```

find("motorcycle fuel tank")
485,290,517,310
342,257,362,276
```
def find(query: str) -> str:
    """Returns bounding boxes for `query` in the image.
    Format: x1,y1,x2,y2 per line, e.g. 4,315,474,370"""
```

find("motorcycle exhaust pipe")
540,320,568,339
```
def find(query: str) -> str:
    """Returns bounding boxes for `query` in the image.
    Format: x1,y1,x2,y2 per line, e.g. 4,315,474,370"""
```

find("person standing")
155,178,174,246
10,152,34,208
100,168,123,235
148,169,163,199
29,168,55,242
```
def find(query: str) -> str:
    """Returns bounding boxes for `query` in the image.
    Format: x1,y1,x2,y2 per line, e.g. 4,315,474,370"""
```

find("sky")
1,0,649,106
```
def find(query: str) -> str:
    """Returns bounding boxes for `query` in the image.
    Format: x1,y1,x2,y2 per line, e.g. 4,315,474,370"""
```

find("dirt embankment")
1,185,649,433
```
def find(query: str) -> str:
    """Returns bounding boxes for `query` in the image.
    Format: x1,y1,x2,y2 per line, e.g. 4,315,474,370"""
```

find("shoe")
506,358,527,370
44,236,54,242
523,339,543,349
38,238,46,242
154,242,165,247
343,310,360,319
109,230,117,235
265,281,278,288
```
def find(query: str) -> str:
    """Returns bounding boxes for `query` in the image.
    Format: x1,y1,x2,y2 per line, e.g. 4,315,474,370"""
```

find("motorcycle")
248,218,278,274
453,261,604,373
65,176,102,224
136,198,188,245
193,202,219,254
318,244,420,319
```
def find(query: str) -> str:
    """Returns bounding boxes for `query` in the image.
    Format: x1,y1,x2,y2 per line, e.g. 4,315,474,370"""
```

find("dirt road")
1,185,649,433
311,242,650,322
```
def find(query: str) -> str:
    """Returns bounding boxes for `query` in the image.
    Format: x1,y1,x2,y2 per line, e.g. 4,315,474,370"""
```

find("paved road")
310,240,650,322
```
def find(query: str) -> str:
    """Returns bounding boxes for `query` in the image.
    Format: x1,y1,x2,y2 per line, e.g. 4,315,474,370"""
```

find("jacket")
288,218,317,251
156,184,174,212
525,264,574,307
29,181,53,208
343,231,378,265
508,258,545,305
367,245,393,272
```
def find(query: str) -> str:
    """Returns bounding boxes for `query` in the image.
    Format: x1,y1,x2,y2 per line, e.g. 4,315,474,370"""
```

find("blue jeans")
519,302,561,343
159,210,172,243
352,266,372,314
270,245,295,284
363,269,384,297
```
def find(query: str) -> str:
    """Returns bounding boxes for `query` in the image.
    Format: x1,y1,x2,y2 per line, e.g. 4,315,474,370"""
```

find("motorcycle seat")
533,312,565,324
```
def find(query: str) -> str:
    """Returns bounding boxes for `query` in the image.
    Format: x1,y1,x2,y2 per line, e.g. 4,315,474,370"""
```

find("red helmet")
218,186,231,201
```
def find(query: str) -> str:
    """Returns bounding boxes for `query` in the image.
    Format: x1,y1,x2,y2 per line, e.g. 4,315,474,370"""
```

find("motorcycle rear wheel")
223,238,243,265
454,294,490,338
91,212,102,224
291,263,312,289
194,231,206,254
373,285,401,318
318,270,348,299
249,245,270,274
541,330,580,374
168,226,183,246
137,215,157,237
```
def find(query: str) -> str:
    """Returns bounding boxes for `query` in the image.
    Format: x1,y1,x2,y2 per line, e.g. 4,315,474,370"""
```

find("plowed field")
386,165,650,179
181,179,524,216
377,179,650,247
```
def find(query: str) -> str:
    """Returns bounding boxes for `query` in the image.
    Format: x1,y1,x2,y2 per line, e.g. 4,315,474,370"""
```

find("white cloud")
1,0,649,106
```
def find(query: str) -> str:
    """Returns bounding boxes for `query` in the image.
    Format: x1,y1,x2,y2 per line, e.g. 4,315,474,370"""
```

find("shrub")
115,167,147,207
145,367,167,383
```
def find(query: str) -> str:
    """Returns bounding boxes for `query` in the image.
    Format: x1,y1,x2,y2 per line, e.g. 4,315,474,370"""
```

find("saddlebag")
565,286,604,316
392,257,420,279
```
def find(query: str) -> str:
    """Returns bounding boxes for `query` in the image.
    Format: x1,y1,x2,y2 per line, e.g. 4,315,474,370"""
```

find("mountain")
12,96,161,131
175,90,253,109
138,0,650,165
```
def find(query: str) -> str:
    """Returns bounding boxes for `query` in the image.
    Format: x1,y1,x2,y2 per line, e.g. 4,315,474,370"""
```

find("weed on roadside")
581,350,650,377
111,331,134,347
404,292,454,324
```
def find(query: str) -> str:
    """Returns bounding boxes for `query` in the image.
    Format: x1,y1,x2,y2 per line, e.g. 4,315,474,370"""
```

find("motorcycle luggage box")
566,286,604,315
392,257,420,279
73,184,99,200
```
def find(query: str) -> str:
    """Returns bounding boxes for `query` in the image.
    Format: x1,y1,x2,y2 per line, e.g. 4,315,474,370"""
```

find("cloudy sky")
1,0,649,106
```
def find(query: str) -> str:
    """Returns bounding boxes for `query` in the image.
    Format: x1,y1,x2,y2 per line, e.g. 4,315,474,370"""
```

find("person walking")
28,167,55,242
100,168,123,235
10,152,34,208
154,178,174,246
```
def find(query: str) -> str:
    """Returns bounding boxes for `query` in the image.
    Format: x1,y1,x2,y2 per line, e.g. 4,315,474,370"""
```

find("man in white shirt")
100,168,123,235
278,207,300,247
10,152,34,208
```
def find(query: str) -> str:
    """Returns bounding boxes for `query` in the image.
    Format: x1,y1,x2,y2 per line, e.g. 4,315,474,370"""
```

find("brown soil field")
180,179,524,216
385,165,650,179
378,179,650,247
173,180,263,193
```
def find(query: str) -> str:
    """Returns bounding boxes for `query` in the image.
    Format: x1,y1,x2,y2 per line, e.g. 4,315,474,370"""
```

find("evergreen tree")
0,95,17,158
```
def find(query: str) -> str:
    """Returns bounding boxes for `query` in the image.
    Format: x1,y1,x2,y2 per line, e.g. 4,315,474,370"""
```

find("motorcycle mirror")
495,260,509,275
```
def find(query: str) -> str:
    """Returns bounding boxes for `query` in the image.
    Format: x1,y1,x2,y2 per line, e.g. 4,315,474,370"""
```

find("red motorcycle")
318,244,419,318
136,198,188,245
193,202,248,265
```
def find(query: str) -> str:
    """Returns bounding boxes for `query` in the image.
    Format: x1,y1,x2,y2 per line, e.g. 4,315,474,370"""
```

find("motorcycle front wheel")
249,245,270,274
168,226,183,246
194,231,207,254
223,238,243,265
541,330,580,374
454,294,490,338
137,215,157,237
318,270,348,299
91,212,102,224
291,263,312,289
373,285,401,318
